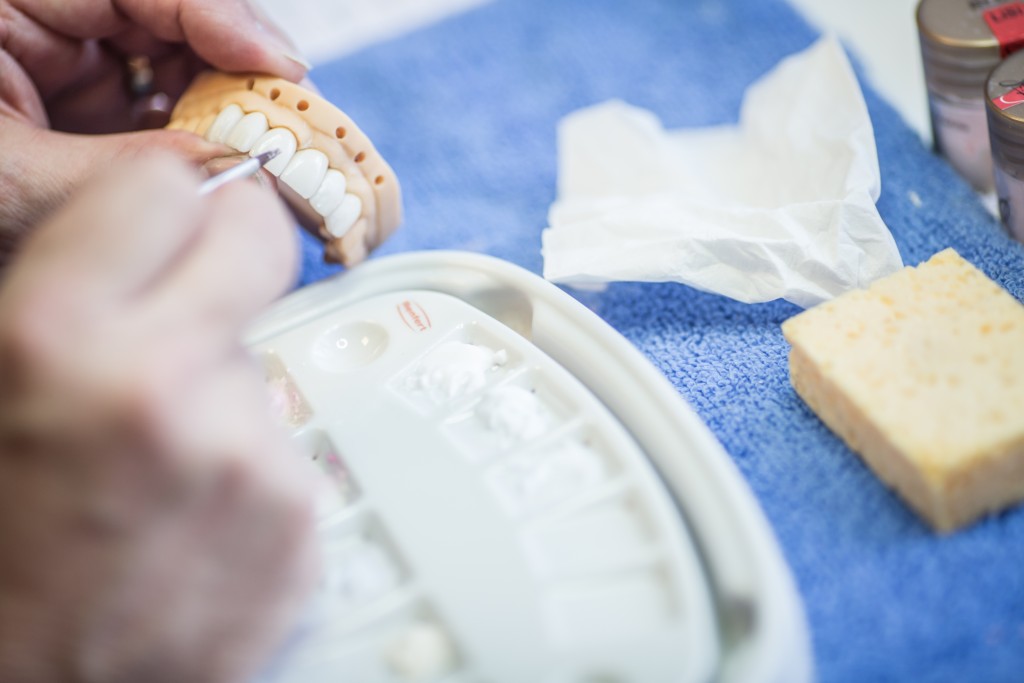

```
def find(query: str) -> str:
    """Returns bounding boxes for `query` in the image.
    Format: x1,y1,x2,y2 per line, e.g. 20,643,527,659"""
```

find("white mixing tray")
246,251,812,683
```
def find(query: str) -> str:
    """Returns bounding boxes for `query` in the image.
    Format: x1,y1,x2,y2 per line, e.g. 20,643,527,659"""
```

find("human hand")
0,155,319,683
0,0,309,262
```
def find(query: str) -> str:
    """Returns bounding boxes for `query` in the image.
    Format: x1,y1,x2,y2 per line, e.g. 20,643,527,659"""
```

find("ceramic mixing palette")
246,252,813,683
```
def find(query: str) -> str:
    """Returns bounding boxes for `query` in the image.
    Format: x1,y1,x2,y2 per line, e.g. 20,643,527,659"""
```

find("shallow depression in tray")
311,320,389,372
263,352,313,429
293,430,361,523
391,323,521,413
443,370,574,462
318,518,408,619
523,491,659,579
485,430,617,517
543,567,679,645
286,600,461,682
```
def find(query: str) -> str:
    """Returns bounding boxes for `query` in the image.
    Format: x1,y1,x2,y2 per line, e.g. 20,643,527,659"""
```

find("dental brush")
198,149,280,196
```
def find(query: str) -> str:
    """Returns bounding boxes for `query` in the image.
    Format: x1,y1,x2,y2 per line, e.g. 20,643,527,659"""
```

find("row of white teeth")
206,104,361,238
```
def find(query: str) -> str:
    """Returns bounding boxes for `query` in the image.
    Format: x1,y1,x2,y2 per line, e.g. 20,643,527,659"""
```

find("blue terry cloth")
300,1,1024,681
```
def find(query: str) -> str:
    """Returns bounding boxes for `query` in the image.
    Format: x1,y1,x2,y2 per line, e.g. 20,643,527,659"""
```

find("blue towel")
302,1,1024,681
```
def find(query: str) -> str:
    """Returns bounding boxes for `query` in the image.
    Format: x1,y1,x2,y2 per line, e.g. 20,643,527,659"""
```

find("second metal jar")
986,49,1024,241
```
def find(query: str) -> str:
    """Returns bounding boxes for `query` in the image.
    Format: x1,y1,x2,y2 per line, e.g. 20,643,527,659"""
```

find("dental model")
168,72,401,265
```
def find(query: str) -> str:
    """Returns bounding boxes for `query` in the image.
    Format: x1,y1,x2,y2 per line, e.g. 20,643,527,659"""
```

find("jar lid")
987,49,1024,168
918,0,1008,99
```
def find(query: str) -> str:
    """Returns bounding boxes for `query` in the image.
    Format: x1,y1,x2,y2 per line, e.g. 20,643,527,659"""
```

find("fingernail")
260,30,311,73
248,2,311,71
283,51,312,71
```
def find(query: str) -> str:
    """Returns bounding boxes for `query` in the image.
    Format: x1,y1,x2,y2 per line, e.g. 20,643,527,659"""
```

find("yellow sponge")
781,249,1024,531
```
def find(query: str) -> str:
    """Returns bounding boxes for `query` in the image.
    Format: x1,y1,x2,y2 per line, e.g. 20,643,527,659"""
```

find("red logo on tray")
983,2,1024,57
397,300,432,332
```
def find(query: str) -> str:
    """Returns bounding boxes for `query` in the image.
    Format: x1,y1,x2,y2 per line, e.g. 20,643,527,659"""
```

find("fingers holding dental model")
0,155,318,683
0,0,310,261
8,0,308,132
169,72,403,266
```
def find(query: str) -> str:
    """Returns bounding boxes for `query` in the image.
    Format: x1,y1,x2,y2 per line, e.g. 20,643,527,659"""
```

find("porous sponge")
782,249,1024,531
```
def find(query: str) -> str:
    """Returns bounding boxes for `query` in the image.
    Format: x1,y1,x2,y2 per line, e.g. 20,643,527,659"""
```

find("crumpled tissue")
541,36,903,308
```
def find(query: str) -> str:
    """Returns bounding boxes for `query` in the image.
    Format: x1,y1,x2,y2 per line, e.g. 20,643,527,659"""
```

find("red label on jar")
983,2,1024,57
992,82,1024,110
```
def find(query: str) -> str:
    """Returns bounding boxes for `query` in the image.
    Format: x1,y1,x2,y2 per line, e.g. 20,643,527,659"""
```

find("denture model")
167,72,401,266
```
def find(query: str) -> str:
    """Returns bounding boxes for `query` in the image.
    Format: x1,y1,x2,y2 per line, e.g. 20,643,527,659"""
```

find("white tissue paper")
541,36,903,308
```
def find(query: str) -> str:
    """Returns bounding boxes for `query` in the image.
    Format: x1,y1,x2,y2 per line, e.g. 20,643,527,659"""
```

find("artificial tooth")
280,149,329,199
225,112,269,153
326,194,362,238
250,128,298,176
205,104,244,144
309,170,349,217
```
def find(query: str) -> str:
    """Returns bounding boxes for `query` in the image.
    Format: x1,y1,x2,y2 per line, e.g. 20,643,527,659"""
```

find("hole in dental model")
375,175,385,185
335,126,347,139
355,152,366,163
269,88,281,101
297,100,310,111
246,79,255,90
